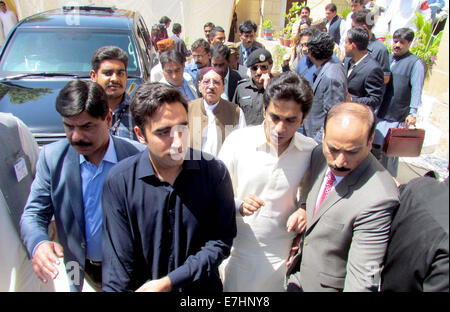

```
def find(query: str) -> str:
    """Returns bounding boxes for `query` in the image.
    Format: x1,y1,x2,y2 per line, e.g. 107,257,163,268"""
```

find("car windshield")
0,28,140,77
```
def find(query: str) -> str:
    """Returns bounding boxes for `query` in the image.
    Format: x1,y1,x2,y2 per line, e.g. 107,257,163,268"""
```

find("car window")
0,28,140,76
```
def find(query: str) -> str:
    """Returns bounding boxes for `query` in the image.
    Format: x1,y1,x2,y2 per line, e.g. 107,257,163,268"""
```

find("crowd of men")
0,1,448,293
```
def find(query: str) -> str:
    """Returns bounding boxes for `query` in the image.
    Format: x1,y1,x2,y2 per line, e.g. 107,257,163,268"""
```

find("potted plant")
278,30,285,46
283,32,293,47
262,17,275,40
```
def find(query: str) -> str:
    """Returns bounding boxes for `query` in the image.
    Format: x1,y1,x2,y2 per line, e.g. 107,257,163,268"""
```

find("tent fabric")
13,0,235,48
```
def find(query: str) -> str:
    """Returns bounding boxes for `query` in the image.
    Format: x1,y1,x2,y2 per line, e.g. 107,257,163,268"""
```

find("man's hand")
239,194,265,216
405,114,417,127
286,234,302,267
286,208,306,234
135,276,172,292
32,241,64,283
259,73,271,90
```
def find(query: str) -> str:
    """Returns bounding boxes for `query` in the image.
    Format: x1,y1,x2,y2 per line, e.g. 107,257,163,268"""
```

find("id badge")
14,157,28,182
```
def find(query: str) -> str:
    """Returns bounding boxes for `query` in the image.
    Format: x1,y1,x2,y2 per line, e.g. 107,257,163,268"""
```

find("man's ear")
134,126,147,145
89,69,97,81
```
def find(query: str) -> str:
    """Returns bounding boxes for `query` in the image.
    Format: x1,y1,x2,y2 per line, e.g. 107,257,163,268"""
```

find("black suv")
0,6,155,145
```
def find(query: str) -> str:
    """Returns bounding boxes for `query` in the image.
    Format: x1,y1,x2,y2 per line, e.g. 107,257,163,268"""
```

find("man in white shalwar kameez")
218,71,317,291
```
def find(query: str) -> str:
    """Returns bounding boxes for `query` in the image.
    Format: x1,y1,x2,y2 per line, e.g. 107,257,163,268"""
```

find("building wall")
234,0,350,41
422,19,449,160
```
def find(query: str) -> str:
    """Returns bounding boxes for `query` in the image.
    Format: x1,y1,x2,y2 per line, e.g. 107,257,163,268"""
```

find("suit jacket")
226,68,242,101
237,41,265,66
20,136,145,291
381,177,449,292
288,145,399,291
303,59,347,143
344,54,384,110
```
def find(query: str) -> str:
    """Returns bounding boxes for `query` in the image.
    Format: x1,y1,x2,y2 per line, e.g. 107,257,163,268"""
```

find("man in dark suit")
237,20,264,67
303,30,347,143
324,3,345,45
20,80,145,292
287,102,399,291
381,176,449,292
344,27,384,111
211,43,242,102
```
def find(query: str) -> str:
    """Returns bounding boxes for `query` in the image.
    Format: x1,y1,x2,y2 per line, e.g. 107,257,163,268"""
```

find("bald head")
322,102,375,177
324,102,375,143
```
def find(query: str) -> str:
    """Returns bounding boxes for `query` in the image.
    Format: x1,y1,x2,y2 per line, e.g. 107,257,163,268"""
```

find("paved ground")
398,153,449,185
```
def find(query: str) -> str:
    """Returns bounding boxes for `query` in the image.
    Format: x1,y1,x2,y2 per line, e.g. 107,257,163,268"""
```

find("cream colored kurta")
218,124,317,291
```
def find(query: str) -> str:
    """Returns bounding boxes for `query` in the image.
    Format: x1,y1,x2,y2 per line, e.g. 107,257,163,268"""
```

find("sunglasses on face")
250,64,269,71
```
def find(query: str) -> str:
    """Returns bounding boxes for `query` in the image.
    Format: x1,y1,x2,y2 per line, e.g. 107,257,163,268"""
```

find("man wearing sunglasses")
232,48,273,126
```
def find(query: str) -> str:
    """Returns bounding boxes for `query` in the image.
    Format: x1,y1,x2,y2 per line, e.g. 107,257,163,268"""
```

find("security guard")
232,48,273,126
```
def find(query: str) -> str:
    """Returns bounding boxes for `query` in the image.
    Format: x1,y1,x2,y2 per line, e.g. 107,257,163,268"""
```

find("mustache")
72,141,92,147
107,82,122,88
331,165,351,172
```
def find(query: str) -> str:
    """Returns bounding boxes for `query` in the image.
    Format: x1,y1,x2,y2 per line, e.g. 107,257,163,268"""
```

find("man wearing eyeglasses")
188,67,246,157
232,49,273,126
184,39,211,86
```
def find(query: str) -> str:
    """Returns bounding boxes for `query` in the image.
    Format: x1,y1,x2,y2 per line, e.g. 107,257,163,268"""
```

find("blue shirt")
110,93,137,141
102,149,236,292
296,54,343,86
184,62,201,85
80,136,117,261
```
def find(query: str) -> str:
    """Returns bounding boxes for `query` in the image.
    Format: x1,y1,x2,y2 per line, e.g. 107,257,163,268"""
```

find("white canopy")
13,0,235,47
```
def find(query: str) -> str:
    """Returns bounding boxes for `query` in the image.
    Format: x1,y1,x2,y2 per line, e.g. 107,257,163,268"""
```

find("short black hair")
239,20,257,33
91,46,128,73
210,43,231,61
347,26,369,50
263,71,313,117
172,23,182,35
325,3,337,12
301,6,311,13
352,9,375,30
393,27,415,42
209,26,225,39
191,38,211,53
307,30,335,61
56,80,109,119
324,102,376,143
204,22,215,28
159,16,171,24
298,28,315,40
160,50,186,68
351,0,364,4
130,82,188,132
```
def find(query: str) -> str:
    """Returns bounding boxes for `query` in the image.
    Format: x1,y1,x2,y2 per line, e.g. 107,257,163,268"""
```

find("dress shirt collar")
79,135,117,165
137,148,200,181
203,99,220,112
256,122,312,153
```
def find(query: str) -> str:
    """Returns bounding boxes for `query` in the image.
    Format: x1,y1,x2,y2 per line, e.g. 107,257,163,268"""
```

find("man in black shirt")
101,82,236,292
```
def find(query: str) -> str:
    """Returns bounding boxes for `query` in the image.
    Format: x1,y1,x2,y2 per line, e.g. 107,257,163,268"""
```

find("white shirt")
201,99,246,157
218,124,317,291
0,10,18,38
220,70,230,101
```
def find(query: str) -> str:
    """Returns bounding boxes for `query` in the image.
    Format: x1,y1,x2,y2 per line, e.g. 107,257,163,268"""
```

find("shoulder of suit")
237,77,251,86
112,136,146,153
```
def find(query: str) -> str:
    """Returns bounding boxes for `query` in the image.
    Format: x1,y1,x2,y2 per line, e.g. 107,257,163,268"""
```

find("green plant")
410,12,444,78
282,2,305,37
272,44,288,72
262,17,273,30
341,8,351,19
